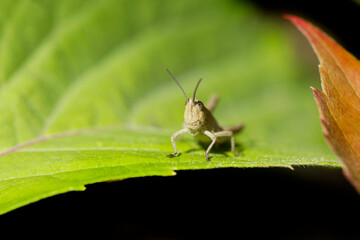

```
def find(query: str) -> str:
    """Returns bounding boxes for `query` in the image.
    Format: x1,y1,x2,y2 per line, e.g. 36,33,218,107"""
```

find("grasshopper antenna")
166,68,188,100
192,78,202,100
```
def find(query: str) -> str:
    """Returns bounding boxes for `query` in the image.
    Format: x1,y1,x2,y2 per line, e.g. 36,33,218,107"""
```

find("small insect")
166,68,243,161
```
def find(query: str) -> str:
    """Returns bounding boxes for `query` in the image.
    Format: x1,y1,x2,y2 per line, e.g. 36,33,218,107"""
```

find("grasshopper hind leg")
222,123,244,135
206,94,219,112
230,136,239,156
204,130,241,161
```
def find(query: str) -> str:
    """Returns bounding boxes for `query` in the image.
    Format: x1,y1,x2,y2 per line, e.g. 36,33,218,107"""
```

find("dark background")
1,1,360,239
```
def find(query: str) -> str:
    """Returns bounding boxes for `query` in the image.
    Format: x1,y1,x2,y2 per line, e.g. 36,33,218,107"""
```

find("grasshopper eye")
197,101,204,110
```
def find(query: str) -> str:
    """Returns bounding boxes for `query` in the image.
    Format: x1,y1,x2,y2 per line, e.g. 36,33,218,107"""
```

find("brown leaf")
285,14,360,193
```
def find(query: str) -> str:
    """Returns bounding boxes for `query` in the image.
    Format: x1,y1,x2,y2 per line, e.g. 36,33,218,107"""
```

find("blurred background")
1,0,360,239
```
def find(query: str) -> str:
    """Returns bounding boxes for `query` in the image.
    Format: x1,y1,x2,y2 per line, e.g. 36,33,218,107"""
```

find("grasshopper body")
166,69,243,161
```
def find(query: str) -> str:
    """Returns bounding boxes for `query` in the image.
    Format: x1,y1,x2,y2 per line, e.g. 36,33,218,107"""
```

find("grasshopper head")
184,97,205,133
166,69,205,134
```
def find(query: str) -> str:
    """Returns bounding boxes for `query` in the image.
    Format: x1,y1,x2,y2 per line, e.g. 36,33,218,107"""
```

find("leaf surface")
285,15,360,193
0,1,338,214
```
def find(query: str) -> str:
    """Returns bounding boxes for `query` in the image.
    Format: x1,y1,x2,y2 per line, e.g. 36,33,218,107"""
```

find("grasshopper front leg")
204,131,217,162
168,128,188,158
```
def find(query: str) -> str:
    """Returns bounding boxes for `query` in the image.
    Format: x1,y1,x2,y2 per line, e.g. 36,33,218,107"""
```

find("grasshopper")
166,69,243,161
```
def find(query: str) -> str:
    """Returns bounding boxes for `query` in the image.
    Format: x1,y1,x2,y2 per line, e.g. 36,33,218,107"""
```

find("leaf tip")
287,165,295,171
283,14,305,27
283,14,316,43
283,14,296,21
310,86,320,99
310,86,317,92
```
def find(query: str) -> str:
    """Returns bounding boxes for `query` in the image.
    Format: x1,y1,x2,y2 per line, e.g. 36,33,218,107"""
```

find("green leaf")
0,0,338,214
